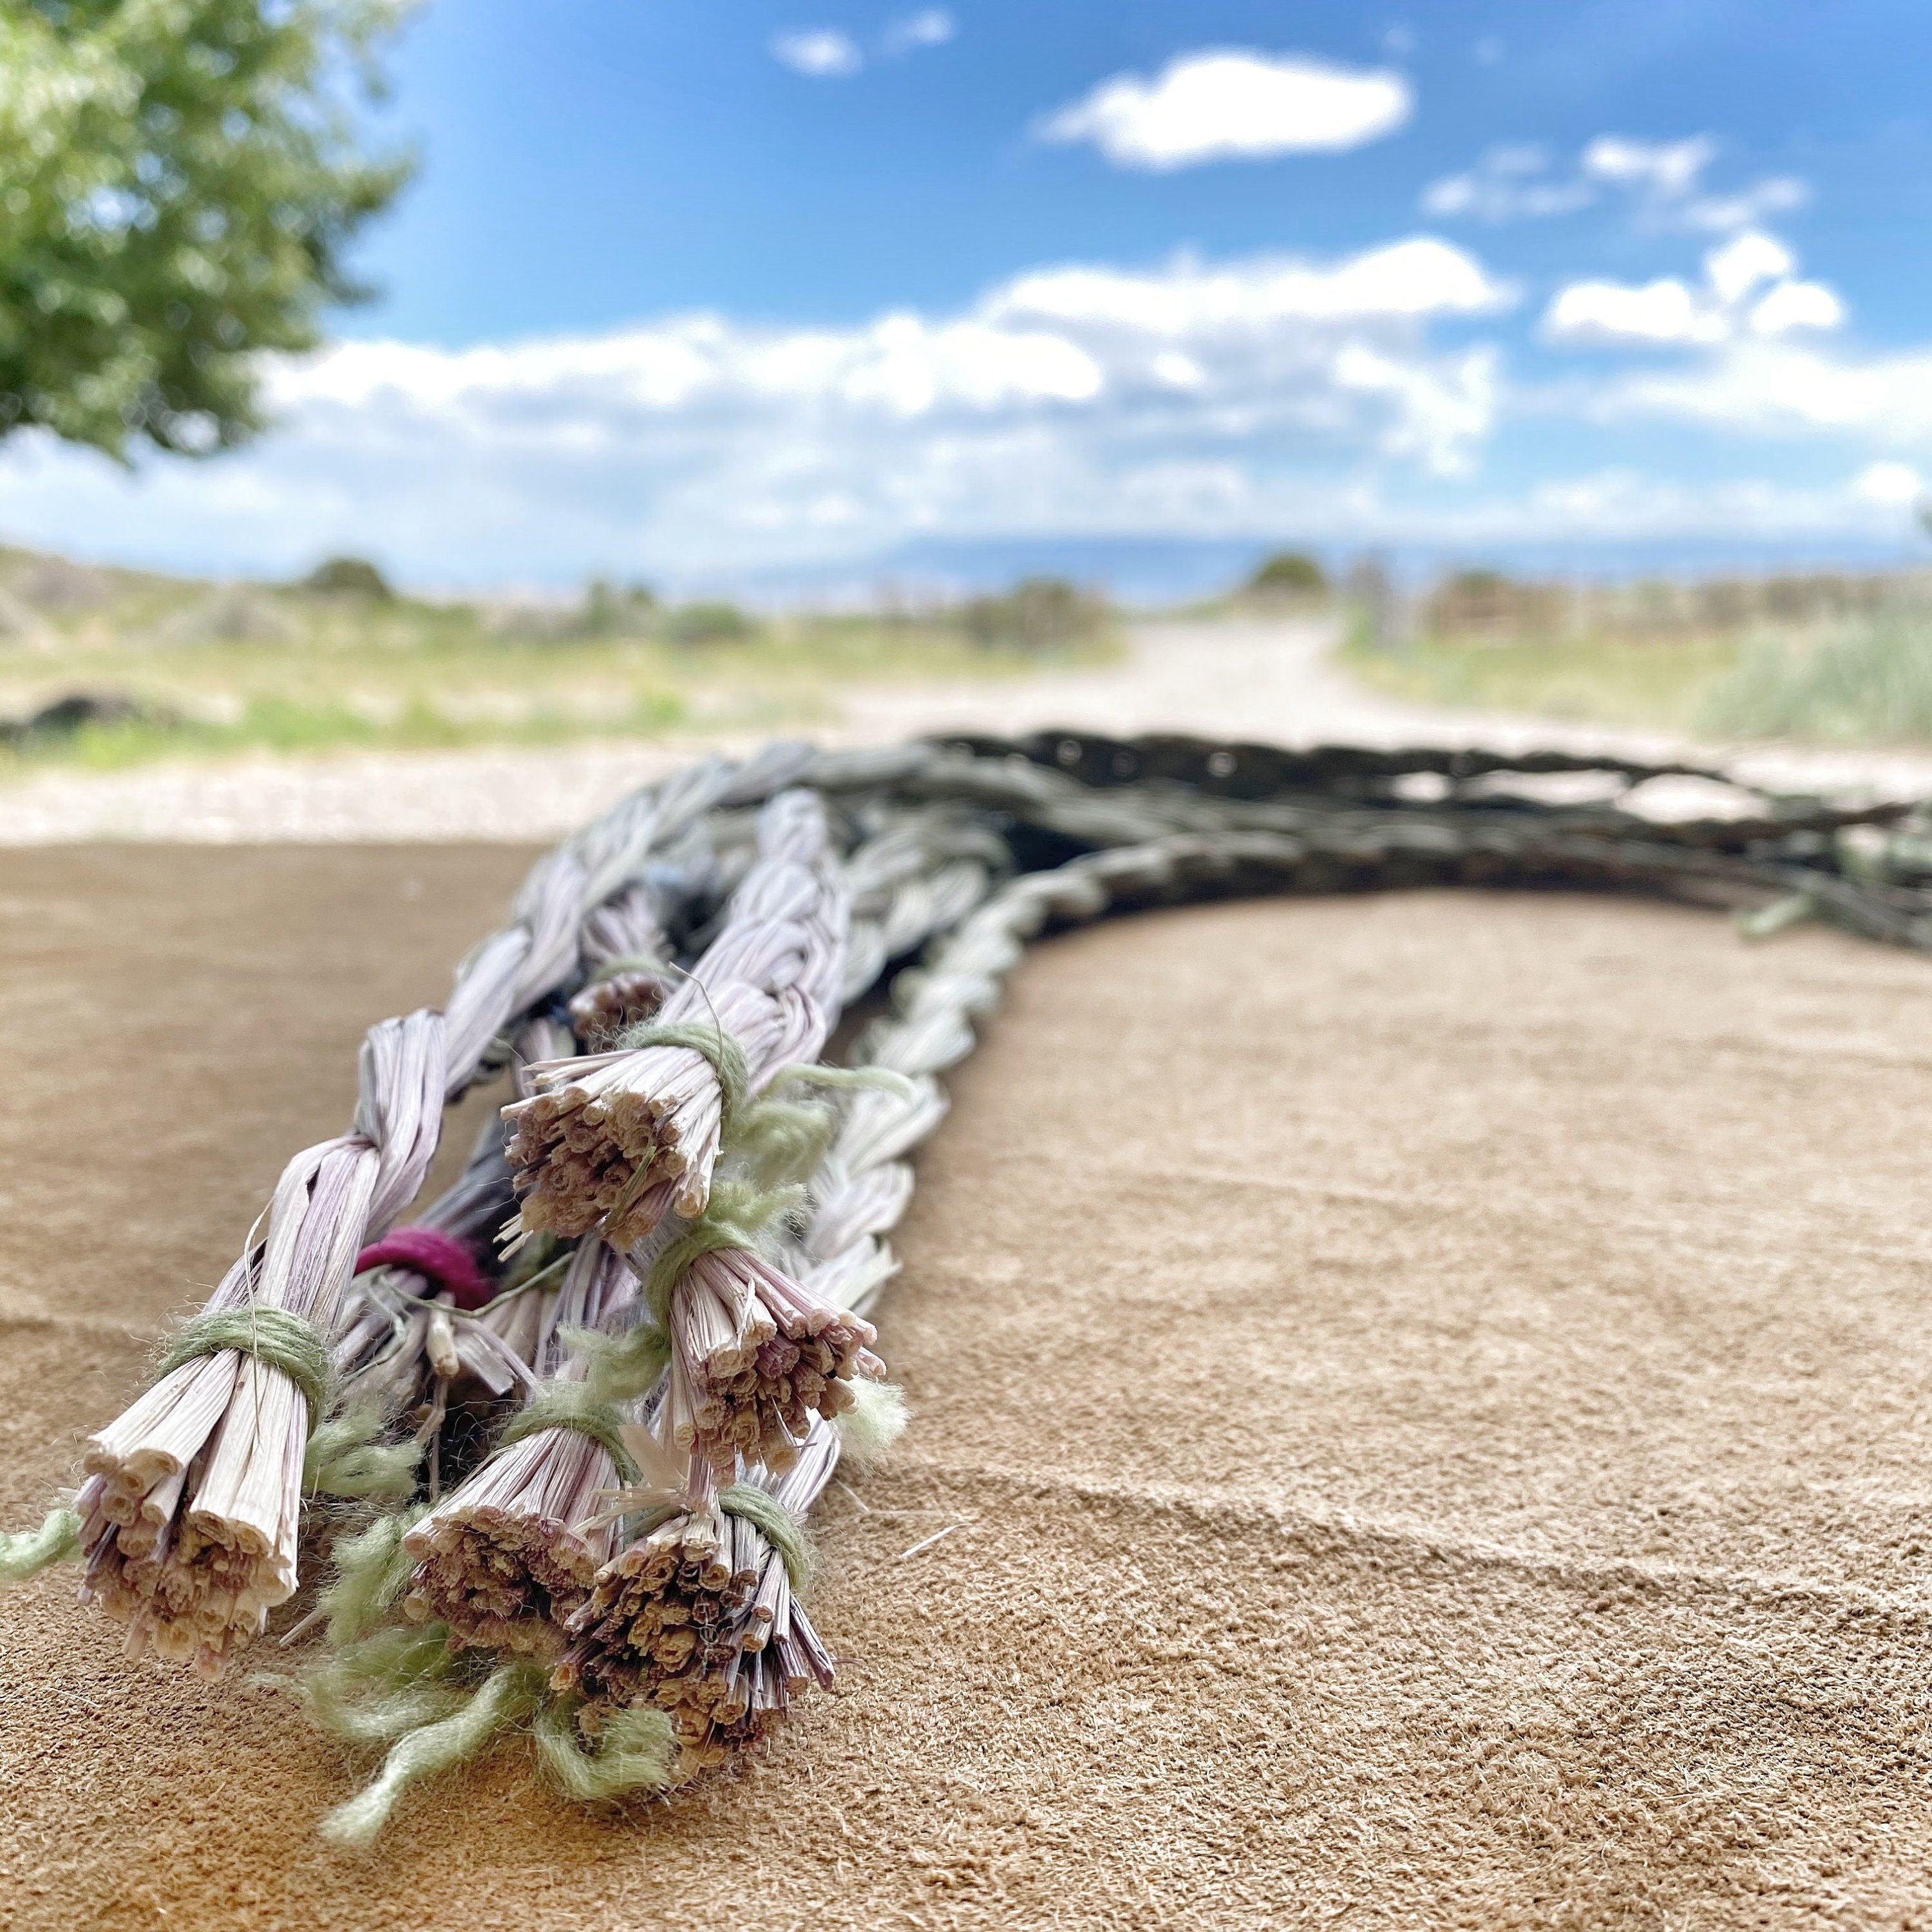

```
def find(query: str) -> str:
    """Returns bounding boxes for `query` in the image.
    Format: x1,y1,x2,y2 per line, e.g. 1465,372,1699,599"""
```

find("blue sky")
6,0,1932,594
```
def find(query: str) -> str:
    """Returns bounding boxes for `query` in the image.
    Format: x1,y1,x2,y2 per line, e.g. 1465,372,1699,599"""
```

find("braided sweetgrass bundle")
7,727,1932,1835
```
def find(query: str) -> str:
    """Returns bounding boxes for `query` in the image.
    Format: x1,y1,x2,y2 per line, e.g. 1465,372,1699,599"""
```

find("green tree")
0,0,412,460
1243,550,1327,598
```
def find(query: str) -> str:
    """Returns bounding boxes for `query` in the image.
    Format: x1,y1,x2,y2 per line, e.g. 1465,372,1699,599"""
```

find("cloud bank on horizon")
6,5,1929,590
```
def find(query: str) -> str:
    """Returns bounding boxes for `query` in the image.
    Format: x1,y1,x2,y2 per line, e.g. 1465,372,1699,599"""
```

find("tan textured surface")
4,848,1932,1929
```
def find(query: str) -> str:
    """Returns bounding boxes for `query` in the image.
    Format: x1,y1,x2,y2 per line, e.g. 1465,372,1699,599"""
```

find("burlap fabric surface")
2,845,1928,1931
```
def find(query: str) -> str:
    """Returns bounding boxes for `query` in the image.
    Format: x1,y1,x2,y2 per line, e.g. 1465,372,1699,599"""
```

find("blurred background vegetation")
1341,555,1932,744
0,543,1117,771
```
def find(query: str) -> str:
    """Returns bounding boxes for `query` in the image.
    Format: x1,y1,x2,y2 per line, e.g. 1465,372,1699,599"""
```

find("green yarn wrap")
500,1383,642,1486
314,1506,433,1646
533,1698,676,1802
565,1320,672,1408
614,1016,750,1135
729,1067,911,1193
0,1506,82,1583
154,1307,332,1430
304,1404,423,1501
835,1378,909,1469
302,1647,676,1842
319,1659,549,1848
766,1061,917,1102
719,1482,814,1591
279,1623,471,1751
643,1179,802,1329
585,951,668,987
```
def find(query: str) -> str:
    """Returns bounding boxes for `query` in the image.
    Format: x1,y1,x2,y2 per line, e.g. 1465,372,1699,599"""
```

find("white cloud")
1332,342,1497,473
1855,460,1924,506
1426,134,1806,236
1705,231,1792,305
1602,341,1932,444
1036,50,1412,171
1580,133,1716,199
1546,278,1726,346
993,237,1511,332
1421,144,1595,222
1679,175,1808,234
1748,279,1844,335
276,312,1108,423
771,29,863,77
0,240,1513,580
882,9,954,53
1150,350,1206,390
1545,234,1843,348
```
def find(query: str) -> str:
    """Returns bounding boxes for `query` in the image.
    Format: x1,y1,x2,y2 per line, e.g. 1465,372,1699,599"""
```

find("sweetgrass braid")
25,728,1932,1681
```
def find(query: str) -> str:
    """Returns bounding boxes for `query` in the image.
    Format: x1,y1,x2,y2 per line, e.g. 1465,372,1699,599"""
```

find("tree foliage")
1244,550,1327,597
0,0,412,459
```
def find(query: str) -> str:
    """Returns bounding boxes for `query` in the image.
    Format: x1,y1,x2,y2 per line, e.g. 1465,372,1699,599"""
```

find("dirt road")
4,616,1931,842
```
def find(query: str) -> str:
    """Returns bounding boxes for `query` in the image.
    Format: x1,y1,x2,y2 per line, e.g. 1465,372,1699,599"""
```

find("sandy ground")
8,618,1932,843
5,849,1932,1927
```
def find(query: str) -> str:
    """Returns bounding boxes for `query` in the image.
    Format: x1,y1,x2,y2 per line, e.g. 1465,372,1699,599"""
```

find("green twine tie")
312,1665,676,1844
719,1482,814,1590
154,1307,332,1430
568,1320,672,1409
642,1179,802,1329
500,1383,642,1486
585,951,668,987
614,1016,750,1136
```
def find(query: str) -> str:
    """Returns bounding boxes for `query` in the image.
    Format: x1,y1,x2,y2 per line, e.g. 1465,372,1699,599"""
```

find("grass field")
1340,622,1738,732
0,550,1117,775
1342,606,1932,746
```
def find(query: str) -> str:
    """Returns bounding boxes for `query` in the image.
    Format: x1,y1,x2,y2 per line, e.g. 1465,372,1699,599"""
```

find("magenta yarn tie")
354,1226,493,1311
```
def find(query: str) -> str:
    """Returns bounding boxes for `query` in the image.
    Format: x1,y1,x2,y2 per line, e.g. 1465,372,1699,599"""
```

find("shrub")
961,577,1106,652
665,601,754,647
576,579,661,637
1244,551,1327,597
1424,570,1566,642
1697,616,1932,745
300,556,394,601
